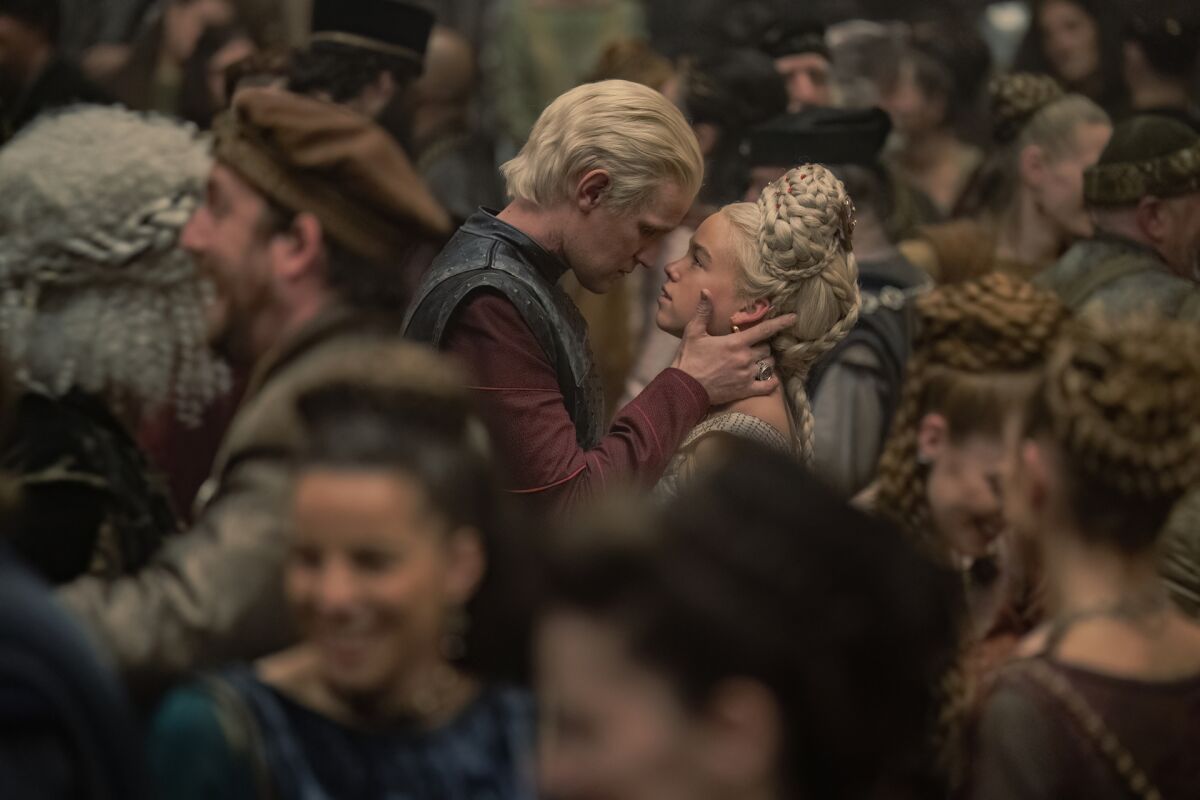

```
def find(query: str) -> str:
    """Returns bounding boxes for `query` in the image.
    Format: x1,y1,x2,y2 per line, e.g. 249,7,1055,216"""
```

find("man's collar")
463,208,570,284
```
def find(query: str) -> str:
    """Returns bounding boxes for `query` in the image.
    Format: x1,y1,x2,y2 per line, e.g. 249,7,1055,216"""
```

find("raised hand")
671,290,796,406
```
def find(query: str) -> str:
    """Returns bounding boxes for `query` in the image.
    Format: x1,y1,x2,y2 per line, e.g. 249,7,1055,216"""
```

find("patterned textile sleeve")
443,291,709,514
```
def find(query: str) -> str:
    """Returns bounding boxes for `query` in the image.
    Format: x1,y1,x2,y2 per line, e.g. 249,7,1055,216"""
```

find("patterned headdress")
0,105,230,424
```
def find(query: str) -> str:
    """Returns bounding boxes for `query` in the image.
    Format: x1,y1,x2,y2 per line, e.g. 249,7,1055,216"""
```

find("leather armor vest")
403,210,605,449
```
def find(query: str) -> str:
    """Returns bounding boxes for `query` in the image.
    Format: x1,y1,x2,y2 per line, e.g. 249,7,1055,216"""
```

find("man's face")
1034,121,1112,240
179,162,277,365
1157,192,1200,280
564,182,693,294
0,16,45,104
774,52,832,113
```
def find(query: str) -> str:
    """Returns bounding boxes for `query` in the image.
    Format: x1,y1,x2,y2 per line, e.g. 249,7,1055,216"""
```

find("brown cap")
1084,115,1200,206
214,88,453,263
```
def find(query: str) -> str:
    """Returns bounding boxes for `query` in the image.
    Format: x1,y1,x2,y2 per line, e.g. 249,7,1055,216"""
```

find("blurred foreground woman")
149,351,535,800
967,315,1200,799
538,442,959,800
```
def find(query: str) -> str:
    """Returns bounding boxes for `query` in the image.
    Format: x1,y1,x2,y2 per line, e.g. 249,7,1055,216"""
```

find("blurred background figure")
968,315,1200,799
761,17,834,112
290,0,433,123
103,0,235,114
904,73,1111,283
178,21,255,126
682,48,788,221
1121,1,1200,133
0,106,228,585
1015,0,1127,115
538,443,960,800
1035,114,1200,319
150,352,536,800
491,0,645,151
881,22,991,216
408,25,504,225
0,0,109,143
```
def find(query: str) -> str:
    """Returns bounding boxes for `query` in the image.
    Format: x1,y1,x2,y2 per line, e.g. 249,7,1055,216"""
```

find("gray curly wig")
0,105,230,425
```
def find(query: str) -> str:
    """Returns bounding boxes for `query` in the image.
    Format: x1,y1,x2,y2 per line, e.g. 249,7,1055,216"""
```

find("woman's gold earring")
732,324,741,333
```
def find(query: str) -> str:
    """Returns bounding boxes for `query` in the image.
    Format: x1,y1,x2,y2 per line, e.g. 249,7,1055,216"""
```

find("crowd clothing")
491,0,646,144
1160,491,1200,621
888,143,984,218
139,372,249,524
404,210,710,515
0,58,110,144
2,388,178,585
1035,235,1200,321
58,308,393,693
57,0,156,55
417,129,507,227
149,668,536,800
0,545,146,800
900,219,1046,285
810,254,929,498
967,652,1200,799
655,411,792,499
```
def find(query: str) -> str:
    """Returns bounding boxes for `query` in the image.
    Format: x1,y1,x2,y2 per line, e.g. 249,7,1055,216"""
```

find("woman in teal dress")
147,363,536,800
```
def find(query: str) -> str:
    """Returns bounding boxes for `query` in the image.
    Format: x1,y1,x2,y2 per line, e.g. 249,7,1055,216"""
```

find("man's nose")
180,207,209,254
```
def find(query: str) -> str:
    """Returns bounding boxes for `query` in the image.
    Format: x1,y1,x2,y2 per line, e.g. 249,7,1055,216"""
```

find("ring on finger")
755,360,774,382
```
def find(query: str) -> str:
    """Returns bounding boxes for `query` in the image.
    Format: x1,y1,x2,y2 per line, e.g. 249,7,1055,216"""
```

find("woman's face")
288,469,479,698
880,58,946,138
656,212,746,337
920,421,1007,565
537,612,716,800
1032,121,1111,241
1039,1,1101,86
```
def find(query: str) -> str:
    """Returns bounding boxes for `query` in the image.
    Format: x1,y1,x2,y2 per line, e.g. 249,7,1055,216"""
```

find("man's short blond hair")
501,80,704,212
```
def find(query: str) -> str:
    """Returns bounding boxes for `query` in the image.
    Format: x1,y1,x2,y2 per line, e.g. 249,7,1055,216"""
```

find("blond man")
405,80,794,513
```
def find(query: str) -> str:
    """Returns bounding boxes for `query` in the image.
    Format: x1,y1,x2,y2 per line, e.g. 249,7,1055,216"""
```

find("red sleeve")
442,291,709,512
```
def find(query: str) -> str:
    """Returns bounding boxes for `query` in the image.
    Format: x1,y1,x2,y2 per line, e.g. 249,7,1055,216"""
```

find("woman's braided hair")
1026,314,1200,551
724,165,861,461
874,273,1067,552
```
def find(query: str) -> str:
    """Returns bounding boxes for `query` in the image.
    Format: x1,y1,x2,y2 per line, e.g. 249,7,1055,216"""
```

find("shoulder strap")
1059,253,1155,310
1018,661,1163,800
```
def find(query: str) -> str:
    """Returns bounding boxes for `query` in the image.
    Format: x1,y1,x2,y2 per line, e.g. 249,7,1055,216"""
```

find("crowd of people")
0,0,1199,797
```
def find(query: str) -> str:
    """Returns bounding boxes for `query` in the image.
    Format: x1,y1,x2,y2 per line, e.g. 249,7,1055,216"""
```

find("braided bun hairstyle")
723,165,861,462
1024,315,1200,553
989,72,1065,145
874,273,1067,555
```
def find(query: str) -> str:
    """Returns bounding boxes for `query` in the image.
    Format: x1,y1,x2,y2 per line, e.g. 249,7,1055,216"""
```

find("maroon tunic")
443,291,708,513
